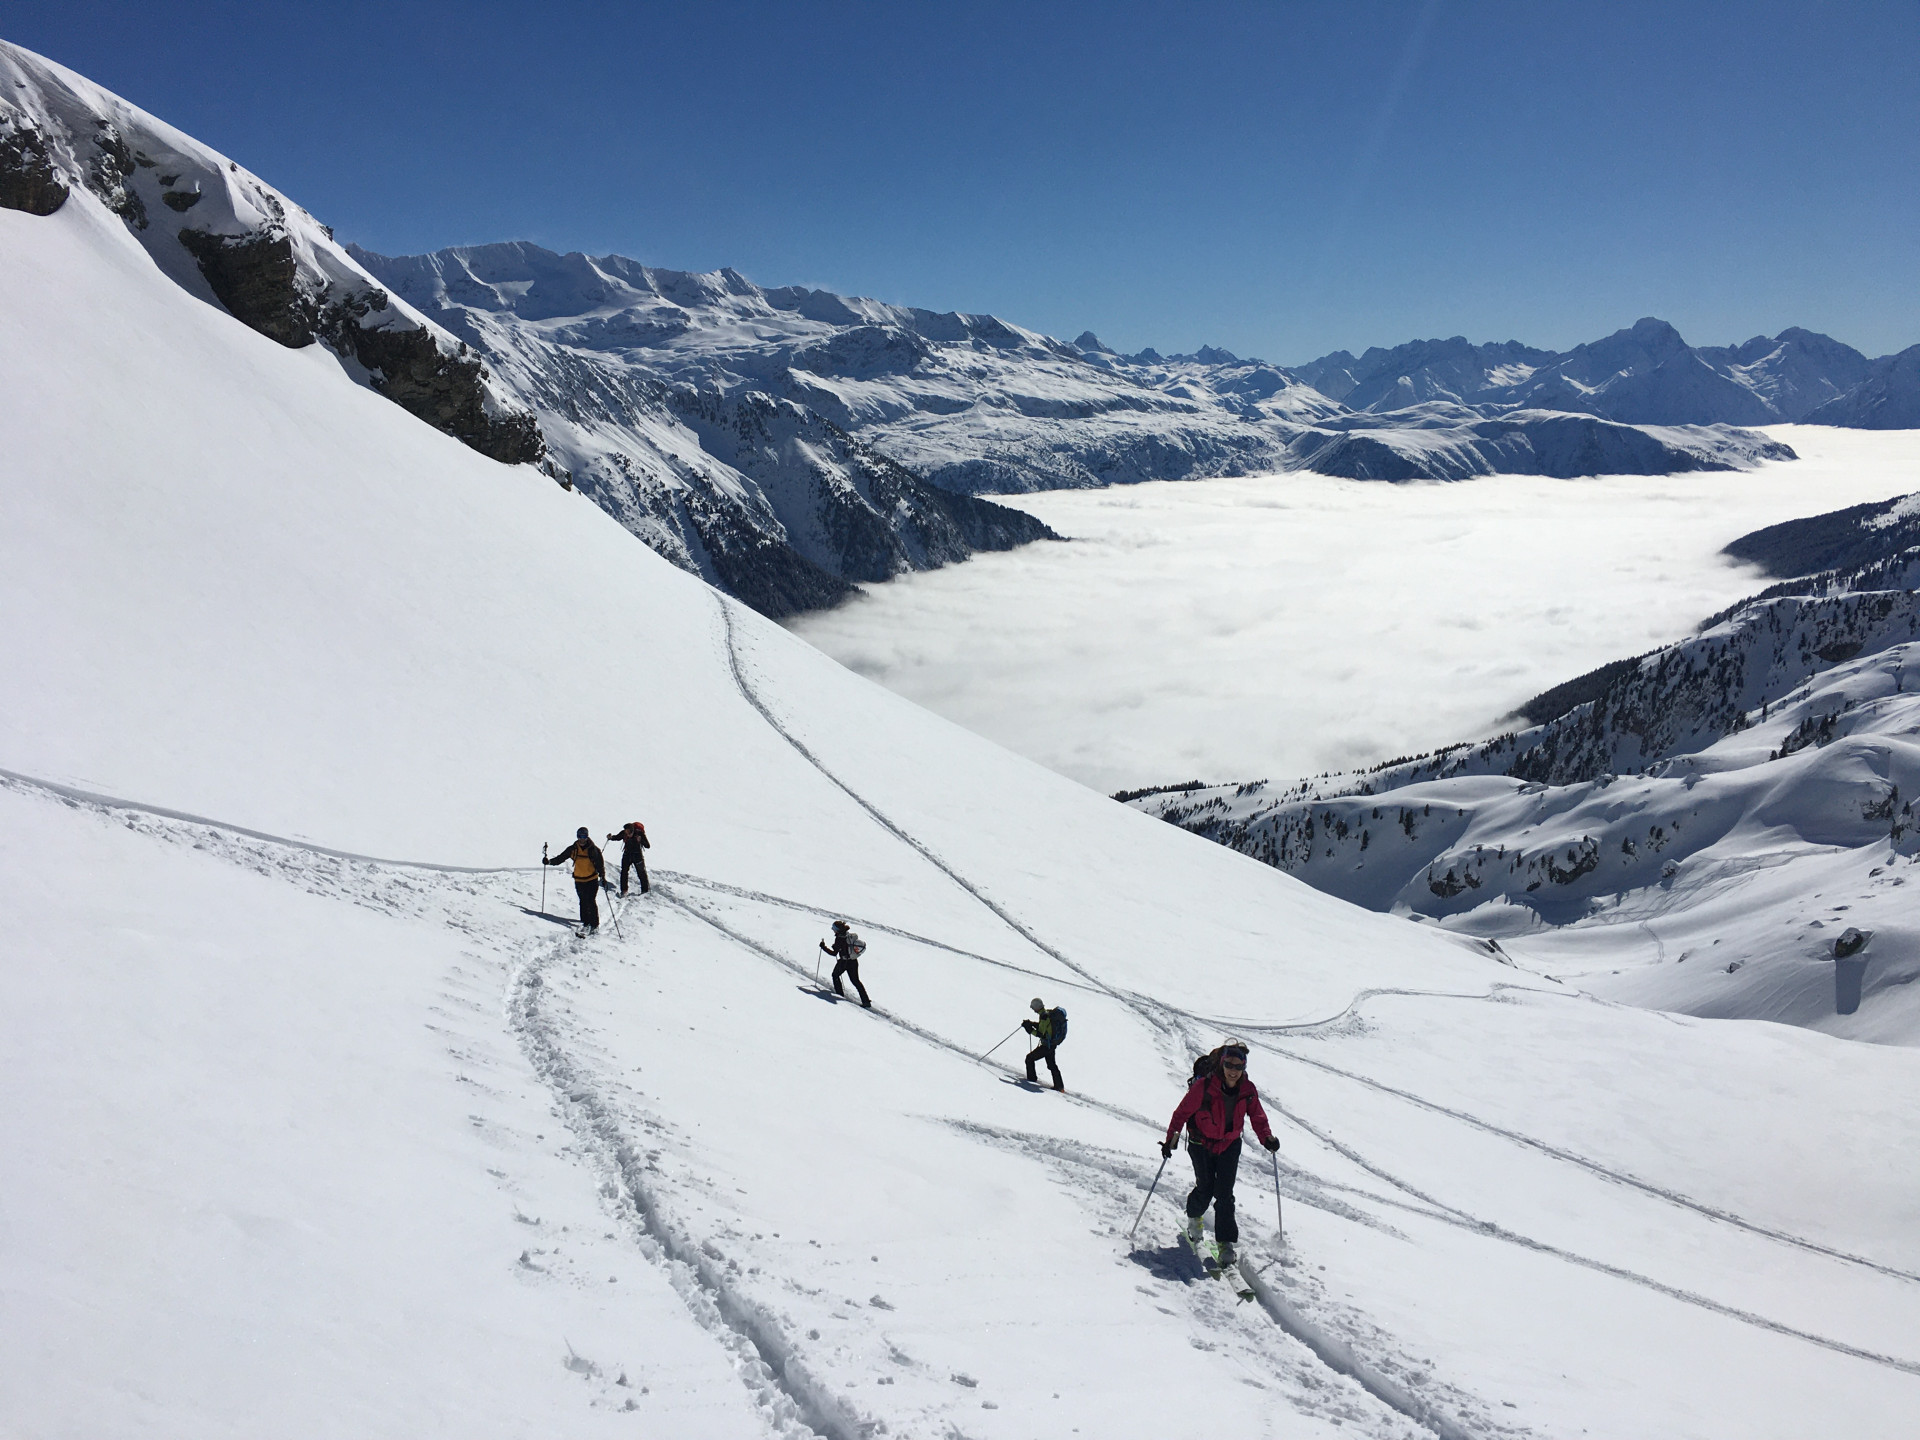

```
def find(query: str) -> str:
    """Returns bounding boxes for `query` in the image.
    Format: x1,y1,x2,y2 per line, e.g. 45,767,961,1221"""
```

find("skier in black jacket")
818,920,871,1007
545,827,607,932
1022,998,1066,1091
607,820,650,896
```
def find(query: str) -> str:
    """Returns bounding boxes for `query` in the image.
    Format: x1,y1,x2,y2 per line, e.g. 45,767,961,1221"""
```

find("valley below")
791,426,1920,792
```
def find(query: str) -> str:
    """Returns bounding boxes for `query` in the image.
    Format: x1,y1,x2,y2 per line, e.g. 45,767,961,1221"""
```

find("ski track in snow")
509,921,860,1440
9,752,1920,1431
701,601,1920,1393
714,595,1194,1068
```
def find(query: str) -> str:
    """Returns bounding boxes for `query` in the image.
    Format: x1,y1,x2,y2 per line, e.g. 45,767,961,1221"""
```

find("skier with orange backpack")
1161,1039,1279,1269
607,820,650,896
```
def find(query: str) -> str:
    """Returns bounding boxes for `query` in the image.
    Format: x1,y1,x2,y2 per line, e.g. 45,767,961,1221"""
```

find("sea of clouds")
790,427,1920,795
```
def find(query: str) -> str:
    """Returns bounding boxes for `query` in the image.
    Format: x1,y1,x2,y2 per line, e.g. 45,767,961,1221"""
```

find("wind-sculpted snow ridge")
1134,553,1920,1041
0,40,544,466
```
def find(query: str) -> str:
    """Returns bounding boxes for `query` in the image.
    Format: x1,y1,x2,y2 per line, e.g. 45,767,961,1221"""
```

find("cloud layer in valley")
789,428,1920,794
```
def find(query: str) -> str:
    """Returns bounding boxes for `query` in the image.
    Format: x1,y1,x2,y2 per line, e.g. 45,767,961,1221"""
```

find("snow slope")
0,41,542,466
6,162,1920,1439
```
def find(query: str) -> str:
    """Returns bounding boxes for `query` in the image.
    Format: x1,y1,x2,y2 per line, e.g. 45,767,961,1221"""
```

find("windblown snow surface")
5,192,1920,1440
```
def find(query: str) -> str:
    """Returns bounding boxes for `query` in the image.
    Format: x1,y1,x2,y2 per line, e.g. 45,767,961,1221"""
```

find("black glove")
1160,1140,1176,1159
1262,1136,1280,1153
1021,1020,1035,1034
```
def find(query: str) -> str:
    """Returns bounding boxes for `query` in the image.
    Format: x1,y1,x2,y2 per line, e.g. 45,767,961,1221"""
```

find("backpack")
846,931,866,959
1191,1046,1223,1083
1048,1006,1068,1044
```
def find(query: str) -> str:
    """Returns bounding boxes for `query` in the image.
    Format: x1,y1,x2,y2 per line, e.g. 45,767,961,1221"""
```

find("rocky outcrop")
1,41,546,475
0,118,67,214
178,227,317,347
317,290,544,465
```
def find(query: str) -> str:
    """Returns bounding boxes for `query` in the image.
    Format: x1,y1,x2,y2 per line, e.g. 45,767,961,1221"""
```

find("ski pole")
1128,1151,1171,1241
1271,1147,1284,1244
541,842,548,915
979,1023,1024,1061
605,879,623,939
815,943,825,986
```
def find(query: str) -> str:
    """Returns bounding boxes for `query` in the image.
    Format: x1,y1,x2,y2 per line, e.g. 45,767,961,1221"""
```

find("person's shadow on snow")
1127,1240,1209,1284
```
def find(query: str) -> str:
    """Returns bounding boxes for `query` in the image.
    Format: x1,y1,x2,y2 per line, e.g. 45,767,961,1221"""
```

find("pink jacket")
1166,1073,1274,1154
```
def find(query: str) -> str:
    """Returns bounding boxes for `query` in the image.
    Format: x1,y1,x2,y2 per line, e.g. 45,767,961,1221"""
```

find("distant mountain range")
1291,317,1919,429
4,38,1911,618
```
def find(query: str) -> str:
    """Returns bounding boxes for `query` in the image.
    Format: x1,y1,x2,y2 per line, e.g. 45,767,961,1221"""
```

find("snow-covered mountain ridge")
361,241,1800,507
8,97,1920,1439
0,43,544,467
1130,523,1920,1043
1297,317,1920,430
0,38,1819,618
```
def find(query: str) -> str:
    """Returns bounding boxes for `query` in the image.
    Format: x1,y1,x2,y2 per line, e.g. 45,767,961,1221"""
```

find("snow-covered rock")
1286,405,1794,480
0,40,544,467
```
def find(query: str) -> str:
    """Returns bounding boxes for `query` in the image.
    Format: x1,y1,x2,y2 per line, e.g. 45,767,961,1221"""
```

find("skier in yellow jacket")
545,827,607,933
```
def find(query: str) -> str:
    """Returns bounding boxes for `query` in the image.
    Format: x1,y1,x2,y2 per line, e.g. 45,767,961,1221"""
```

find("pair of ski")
1179,1231,1257,1301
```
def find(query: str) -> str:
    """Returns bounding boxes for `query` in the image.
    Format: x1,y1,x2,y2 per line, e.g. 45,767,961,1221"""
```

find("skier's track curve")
706,605,1920,1386
14,725,1920,1390
713,597,1188,1061
511,924,854,1440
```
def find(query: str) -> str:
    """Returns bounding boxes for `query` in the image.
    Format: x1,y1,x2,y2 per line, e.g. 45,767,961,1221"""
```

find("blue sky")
10,1,1917,361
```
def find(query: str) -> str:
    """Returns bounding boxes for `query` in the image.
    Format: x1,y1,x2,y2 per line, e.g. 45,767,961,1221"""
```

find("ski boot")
1212,1240,1236,1270
1183,1215,1204,1246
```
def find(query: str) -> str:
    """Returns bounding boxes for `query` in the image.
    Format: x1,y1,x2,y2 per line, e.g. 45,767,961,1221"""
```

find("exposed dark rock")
178,227,318,347
88,120,146,229
0,120,68,214
316,292,535,463
173,231,545,467
324,300,545,466
161,187,202,211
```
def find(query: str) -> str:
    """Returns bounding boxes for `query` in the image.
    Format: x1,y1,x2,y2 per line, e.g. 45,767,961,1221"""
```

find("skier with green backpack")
1021,998,1068,1092
1161,1039,1278,1269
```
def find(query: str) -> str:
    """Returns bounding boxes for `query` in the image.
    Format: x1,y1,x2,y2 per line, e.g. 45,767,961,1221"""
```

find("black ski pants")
620,847,649,895
574,879,600,931
1185,1137,1243,1243
1024,1042,1063,1091
832,956,870,1007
